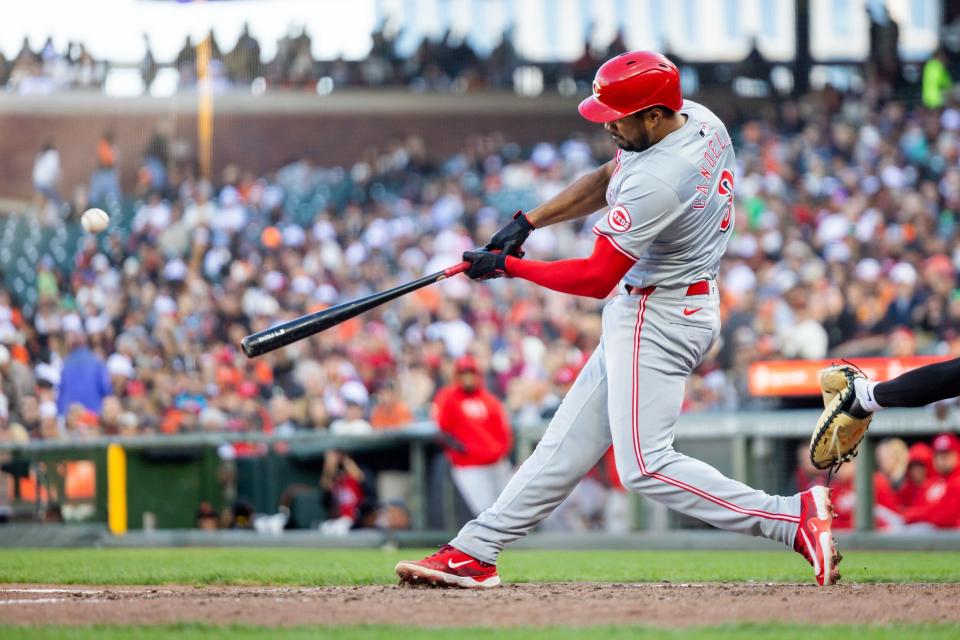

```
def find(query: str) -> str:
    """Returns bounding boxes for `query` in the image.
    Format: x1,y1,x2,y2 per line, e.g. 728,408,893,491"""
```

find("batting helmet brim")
577,94,630,123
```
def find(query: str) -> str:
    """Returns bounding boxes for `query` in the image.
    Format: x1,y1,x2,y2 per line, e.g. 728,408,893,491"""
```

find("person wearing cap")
399,51,841,588
903,433,960,528
432,355,513,517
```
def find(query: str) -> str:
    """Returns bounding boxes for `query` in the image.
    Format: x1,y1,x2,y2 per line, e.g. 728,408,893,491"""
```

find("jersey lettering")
717,168,734,233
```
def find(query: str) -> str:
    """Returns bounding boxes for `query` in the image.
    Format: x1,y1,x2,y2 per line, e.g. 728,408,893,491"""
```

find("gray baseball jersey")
451,99,802,566
593,99,736,289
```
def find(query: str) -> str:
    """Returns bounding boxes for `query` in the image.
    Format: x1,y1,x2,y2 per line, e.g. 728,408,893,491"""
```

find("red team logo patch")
608,205,631,232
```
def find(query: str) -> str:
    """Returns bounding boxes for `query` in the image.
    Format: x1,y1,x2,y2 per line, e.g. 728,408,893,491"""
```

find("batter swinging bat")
240,261,470,358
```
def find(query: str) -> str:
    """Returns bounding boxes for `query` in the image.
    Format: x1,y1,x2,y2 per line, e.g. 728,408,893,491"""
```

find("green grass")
1,624,959,640
1,549,959,585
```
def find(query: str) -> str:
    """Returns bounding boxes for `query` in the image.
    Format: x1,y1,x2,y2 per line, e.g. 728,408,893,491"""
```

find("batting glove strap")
513,210,535,230
485,210,534,258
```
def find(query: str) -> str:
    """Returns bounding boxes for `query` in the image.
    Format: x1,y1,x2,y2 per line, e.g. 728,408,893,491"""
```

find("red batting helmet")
578,51,682,123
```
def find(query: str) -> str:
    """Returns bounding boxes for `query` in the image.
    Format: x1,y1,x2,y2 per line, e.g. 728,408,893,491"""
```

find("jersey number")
716,169,734,233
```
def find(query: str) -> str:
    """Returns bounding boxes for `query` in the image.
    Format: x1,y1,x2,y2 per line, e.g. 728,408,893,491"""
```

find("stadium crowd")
0,26,589,95
3,59,960,526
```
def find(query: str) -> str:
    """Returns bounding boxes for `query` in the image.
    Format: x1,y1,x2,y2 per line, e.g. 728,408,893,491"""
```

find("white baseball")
81,208,110,233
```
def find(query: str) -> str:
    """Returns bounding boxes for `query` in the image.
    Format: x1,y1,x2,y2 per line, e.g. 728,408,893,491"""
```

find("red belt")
625,280,710,297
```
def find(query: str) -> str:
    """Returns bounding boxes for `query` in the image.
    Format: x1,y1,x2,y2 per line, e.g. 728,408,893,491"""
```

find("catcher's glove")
810,365,874,471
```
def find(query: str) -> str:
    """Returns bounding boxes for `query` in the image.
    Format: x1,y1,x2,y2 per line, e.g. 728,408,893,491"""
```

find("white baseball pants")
452,284,801,564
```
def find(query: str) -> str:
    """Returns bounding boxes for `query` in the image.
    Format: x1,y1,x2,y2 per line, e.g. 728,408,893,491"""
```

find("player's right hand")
484,210,534,258
463,250,508,281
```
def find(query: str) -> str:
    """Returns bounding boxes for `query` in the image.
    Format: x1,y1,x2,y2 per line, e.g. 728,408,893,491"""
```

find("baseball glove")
809,365,873,471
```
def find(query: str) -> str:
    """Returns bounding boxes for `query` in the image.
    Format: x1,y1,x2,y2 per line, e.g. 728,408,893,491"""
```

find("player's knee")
614,444,676,483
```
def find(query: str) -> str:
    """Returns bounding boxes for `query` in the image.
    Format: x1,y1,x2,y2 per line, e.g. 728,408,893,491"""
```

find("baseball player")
433,356,514,516
396,51,840,588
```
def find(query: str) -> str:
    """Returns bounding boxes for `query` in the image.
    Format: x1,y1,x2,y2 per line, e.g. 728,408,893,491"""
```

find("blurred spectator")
268,394,300,436
140,34,158,93
32,141,61,222
828,458,902,530
923,47,953,109
224,498,254,529
88,131,120,208
370,381,413,430
56,315,112,417
898,443,935,509
174,35,196,84
195,501,219,530
0,345,35,423
876,438,909,492
329,382,373,436
8,37,41,92
224,22,261,83
138,131,169,196
319,450,364,535
433,356,513,516
904,433,960,528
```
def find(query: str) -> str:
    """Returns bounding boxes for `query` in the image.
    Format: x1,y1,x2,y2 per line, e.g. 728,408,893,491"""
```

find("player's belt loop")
625,281,709,296
625,284,656,296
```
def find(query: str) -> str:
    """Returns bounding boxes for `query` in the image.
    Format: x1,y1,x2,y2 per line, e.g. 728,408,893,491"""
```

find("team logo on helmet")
608,205,631,232
592,79,602,98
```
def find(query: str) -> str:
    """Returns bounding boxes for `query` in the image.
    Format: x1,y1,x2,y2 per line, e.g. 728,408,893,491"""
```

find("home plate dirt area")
1,583,958,627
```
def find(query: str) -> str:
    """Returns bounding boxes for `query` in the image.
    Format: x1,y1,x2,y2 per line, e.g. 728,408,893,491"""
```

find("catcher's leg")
866,356,960,409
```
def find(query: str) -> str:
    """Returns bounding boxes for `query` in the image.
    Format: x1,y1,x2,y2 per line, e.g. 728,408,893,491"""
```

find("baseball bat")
240,261,470,358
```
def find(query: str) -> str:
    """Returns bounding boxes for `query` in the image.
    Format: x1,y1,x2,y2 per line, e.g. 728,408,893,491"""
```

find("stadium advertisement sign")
748,356,951,397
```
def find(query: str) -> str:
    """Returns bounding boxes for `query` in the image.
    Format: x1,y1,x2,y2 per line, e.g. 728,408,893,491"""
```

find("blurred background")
0,0,959,546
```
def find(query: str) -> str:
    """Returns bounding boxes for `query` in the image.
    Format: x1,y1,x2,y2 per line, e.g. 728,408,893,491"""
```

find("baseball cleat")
395,545,500,588
794,486,842,586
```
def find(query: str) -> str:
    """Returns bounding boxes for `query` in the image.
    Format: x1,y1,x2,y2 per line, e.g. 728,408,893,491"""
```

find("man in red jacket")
904,433,960,528
897,443,934,510
433,356,514,516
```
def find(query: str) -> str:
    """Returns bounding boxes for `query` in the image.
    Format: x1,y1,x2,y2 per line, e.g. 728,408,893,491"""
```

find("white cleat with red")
396,545,500,589
794,486,842,586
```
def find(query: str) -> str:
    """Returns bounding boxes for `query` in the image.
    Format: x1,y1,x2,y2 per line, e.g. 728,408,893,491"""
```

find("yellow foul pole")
197,30,213,182
106,443,128,535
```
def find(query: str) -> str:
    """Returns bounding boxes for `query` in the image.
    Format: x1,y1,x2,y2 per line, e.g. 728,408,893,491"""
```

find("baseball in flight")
80,207,110,233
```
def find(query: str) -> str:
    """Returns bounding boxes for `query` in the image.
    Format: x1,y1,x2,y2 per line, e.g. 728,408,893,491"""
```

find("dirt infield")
1,583,959,627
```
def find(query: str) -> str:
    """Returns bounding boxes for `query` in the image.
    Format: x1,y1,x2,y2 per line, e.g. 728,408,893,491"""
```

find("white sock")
854,378,884,412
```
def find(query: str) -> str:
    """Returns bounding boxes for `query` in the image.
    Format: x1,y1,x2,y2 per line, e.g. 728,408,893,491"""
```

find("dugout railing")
0,408,957,535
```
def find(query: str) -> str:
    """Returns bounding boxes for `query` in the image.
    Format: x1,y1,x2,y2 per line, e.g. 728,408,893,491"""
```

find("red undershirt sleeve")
503,234,637,299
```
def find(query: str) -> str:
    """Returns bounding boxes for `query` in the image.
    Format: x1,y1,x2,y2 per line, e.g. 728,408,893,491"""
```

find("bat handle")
442,261,470,278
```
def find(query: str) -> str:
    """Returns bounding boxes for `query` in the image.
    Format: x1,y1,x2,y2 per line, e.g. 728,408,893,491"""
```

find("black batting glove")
485,210,534,258
463,250,509,281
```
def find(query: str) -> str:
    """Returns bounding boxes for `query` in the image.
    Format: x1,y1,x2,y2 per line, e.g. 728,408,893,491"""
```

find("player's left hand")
463,250,509,280
485,210,534,258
